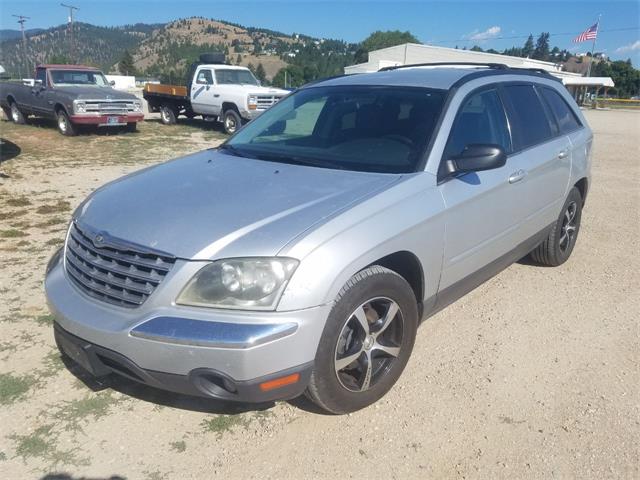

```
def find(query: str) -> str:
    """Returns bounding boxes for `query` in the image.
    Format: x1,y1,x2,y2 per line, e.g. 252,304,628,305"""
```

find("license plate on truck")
107,116,122,125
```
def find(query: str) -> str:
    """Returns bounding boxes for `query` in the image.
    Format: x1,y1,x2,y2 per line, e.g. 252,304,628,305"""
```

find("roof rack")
379,62,509,72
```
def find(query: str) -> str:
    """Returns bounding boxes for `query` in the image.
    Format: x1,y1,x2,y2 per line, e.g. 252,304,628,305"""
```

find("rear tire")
56,109,77,136
222,108,242,135
160,105,177,125
530,187,582,266
10,102,26,124
305,266,418,414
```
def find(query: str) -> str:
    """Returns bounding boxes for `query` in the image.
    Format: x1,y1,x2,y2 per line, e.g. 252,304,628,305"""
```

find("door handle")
558,150,569,159
508,169,527,184
213,94,220,98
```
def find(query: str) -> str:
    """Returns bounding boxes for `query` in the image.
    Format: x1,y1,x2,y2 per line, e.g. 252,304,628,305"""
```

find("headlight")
74,101,86,113
248,95,258,110
133,100,142,112
176,257,299,310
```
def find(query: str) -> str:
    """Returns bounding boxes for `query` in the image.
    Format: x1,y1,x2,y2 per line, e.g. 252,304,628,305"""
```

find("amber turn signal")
259,373,300,392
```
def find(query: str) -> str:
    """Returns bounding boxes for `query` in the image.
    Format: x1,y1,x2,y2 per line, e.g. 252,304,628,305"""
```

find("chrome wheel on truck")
56,109,77,136
223,109,241,134
306,266,418,414
10,102,26,124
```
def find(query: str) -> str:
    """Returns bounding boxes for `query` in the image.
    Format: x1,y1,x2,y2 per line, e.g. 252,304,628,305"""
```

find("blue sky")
1,0,638,64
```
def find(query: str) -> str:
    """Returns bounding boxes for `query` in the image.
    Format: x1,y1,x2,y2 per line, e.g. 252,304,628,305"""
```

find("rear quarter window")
539,87,582,134
502,84,554,151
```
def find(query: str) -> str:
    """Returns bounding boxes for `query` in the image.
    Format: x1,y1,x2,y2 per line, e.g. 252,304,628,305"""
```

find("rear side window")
502,85,553,150
540,87,581,134
443,89,511,159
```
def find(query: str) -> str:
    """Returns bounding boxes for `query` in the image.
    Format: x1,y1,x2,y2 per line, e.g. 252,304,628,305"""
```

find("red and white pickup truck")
0,64,144,136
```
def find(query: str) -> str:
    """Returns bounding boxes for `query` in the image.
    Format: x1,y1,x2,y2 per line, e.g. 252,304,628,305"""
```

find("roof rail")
379,62,509,72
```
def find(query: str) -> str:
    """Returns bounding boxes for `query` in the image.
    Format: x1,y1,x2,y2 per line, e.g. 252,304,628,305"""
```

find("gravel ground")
0,109,638,479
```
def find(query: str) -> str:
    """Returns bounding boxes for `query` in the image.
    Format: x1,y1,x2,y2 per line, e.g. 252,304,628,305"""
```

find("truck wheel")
223,109,242,134
160,105,177,125
10,102,26,124
530,187,583,267
305,266,418,414
56,109,77,136
125,122,137,133
2,106,11,121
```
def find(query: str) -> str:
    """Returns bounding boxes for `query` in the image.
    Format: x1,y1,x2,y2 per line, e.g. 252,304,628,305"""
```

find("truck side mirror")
110,80,116,86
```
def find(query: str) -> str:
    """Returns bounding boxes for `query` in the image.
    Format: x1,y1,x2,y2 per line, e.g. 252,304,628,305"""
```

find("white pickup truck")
143,54,288,134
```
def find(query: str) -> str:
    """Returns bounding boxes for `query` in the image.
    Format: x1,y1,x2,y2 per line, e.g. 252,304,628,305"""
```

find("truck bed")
144,83,188,99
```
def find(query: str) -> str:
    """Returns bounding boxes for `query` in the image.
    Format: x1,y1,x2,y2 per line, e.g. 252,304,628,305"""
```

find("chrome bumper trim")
130,316,298,349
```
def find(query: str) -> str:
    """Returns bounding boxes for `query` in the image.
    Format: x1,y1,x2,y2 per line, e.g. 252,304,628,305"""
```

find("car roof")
312,65,558,90
38,64,100,71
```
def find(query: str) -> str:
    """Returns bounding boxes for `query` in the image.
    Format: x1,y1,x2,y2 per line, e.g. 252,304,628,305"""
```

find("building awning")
560,76,615,87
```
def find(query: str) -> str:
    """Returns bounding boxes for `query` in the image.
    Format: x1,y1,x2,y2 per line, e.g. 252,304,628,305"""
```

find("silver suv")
45,64,592,414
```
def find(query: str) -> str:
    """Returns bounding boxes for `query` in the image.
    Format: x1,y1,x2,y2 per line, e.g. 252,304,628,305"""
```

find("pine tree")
533,32,550,61
255,63,266,83
119,50,137,76
522,34,534,58
236,54,242,64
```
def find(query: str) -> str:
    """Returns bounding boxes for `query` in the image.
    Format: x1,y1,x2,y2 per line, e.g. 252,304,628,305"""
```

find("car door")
500,84,572,237
190,67,219,116
436,87,523,294
28,67,51,115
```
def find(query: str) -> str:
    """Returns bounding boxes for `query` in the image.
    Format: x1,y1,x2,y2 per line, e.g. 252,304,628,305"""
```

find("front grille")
256,95,282,111
65,223,175,308
85,101,136,115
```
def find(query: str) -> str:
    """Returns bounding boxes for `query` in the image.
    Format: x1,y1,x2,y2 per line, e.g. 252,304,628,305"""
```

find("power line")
428,26,640,46
61,3,79,63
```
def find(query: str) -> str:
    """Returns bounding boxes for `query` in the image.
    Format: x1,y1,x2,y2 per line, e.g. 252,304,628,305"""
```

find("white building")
345,43,614,98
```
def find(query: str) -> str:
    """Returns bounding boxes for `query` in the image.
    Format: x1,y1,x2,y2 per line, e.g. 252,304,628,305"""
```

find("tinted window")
540,87,581,133
35,68,47,85
503,85,553,150
196,69,213,85
443,89,511,159
226,86,446,174
214,69,259,86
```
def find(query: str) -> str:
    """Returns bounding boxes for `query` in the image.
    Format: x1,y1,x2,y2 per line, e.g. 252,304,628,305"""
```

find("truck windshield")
215,69,259,86
224,85,446,174
49,70,109,87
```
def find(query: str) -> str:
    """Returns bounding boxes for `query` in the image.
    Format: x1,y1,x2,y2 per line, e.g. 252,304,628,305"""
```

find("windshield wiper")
218,144,258,159
250,151,348,171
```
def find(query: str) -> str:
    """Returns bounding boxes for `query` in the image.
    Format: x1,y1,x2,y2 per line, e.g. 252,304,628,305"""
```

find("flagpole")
586,14,601,78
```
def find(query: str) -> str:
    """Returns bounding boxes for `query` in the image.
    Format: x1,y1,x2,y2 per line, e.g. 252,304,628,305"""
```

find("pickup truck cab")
143,54,288,134
0,64,144,136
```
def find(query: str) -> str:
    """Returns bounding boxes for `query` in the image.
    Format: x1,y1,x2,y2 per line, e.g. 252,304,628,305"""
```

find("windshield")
49,70,110,87
225,85,446,173
215,69,259,86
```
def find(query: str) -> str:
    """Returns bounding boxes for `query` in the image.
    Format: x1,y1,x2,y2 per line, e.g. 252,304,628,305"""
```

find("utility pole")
12,14,30,78
61,3,79,63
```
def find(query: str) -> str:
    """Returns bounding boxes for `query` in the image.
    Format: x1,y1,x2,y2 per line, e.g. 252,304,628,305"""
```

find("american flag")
573,23,599,43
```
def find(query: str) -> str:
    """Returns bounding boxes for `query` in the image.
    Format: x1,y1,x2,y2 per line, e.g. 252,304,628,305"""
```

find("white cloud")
468,26,502,42
615,40,640,53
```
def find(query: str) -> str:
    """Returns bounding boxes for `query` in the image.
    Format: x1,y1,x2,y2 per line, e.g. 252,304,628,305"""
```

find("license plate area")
101,116,125,126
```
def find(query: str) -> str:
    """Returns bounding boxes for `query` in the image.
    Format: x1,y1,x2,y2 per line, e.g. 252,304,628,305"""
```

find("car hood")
224,84,288,96
75,150,400,260
56,86,138,101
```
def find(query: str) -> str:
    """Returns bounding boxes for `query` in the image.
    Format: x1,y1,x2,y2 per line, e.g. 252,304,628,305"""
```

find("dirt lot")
0,110,638,479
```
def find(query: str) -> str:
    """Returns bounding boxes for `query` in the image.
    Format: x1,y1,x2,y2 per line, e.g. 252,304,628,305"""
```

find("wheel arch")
222,102,240,114
54,102,69,115
366,251,424,304
574,177,589,206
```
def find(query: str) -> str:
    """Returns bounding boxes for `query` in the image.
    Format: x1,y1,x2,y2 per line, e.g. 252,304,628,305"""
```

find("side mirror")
34,79,44,89
109,80,116,86
445,144,507,175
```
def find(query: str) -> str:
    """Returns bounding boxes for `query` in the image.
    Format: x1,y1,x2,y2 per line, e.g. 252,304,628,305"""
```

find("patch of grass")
0,372,37,405
6,196,31,207
16,239,30,247
35,216,66,228
0,451,6,461
0,209,27,221
0,341,18,353
169,440,186,453
35,200,71,215
39,349,65,377
201,414,250,438
45,238,64,247
10,424,89,467
35,313,55,326
0,229,28,238
52,392,124,432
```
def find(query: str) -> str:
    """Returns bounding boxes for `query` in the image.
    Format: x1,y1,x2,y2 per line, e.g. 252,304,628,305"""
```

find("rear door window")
502,85,554,150
443,88,512,159
539,87,582,134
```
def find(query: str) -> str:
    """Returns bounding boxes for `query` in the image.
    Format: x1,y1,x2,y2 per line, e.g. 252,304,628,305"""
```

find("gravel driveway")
0,110,638,479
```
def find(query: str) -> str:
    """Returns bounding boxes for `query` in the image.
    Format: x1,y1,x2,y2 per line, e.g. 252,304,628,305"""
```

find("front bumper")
70,113,144,125
45,253,330,402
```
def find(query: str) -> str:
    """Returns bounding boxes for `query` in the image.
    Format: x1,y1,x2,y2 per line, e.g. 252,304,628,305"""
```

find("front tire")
10,102,26,124
56,109,77,136
306,266,418,414
125,122,137,133
530,187,583,266
222,108,242,135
